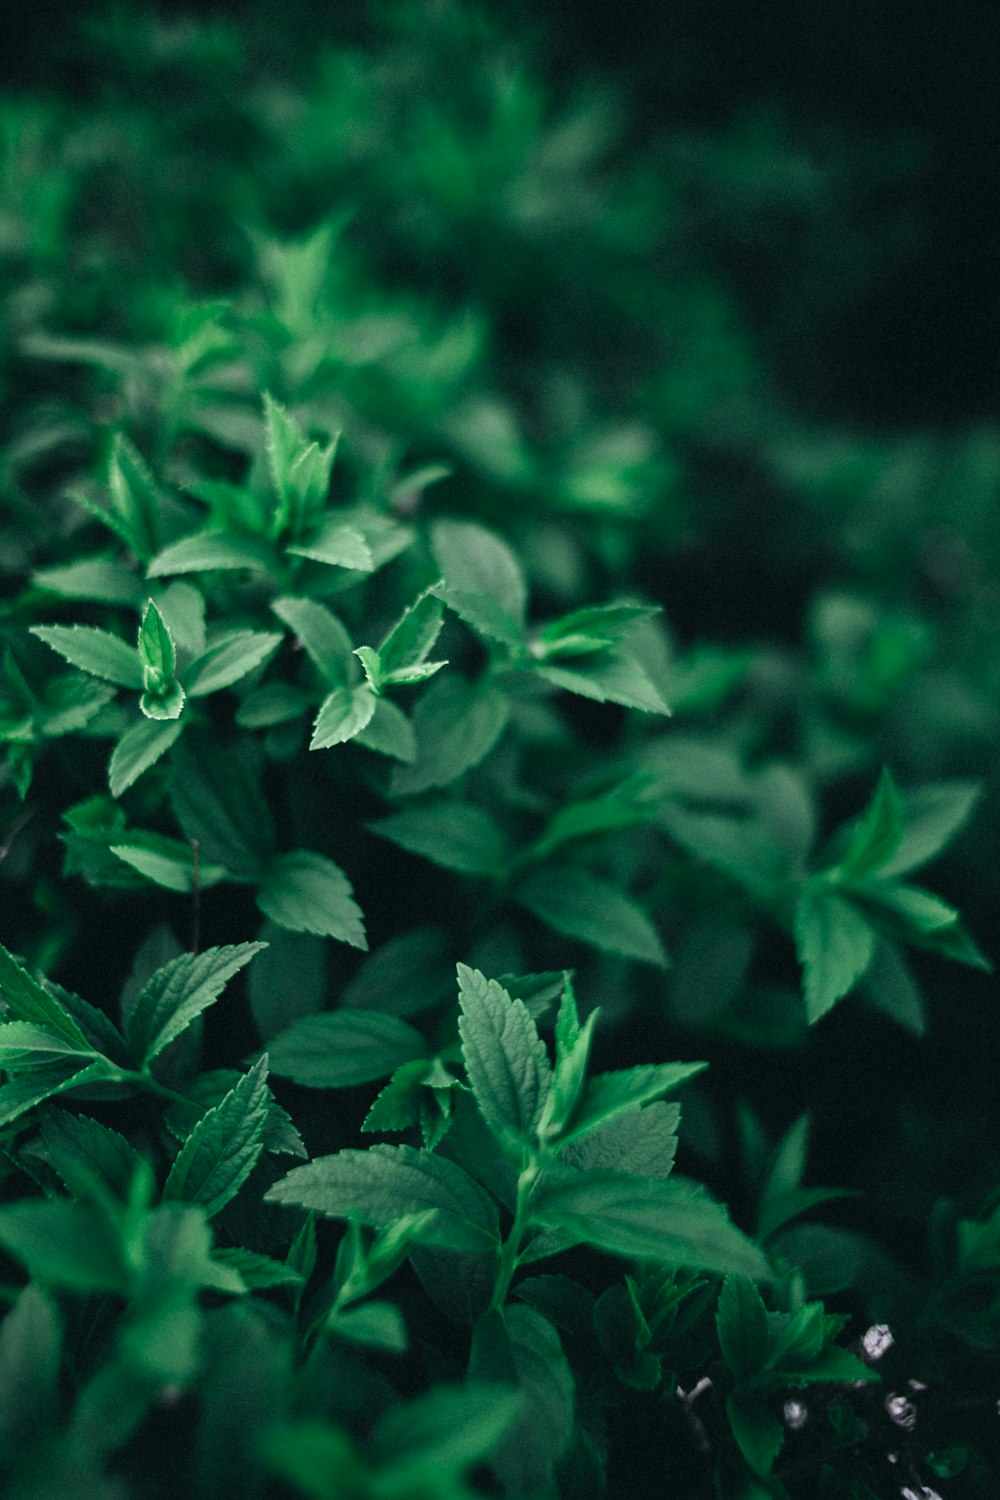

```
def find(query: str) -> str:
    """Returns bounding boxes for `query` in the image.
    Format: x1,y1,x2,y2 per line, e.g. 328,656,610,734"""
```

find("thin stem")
190,839,201,954
489,1155,539,1311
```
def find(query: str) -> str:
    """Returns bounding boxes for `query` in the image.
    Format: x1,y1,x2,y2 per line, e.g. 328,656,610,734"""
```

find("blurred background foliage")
2,0,1000,1486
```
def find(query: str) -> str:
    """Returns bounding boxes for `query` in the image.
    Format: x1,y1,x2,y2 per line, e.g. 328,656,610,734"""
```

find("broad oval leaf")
368,802,507,876
457,965,551,1142
310,684,377,750
257,851,367,949
266,1143,500,1251
268,1011,427,1088
515,865,666,967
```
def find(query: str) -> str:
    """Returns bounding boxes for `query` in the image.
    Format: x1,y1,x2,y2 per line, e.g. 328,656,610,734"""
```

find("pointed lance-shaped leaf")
127,942,266,1065
457,964,552,1142
162,1055,271,1218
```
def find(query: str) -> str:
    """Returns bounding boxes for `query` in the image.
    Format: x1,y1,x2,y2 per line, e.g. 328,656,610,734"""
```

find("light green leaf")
880,780,981,878
288,521,373,571
257,850,367,948
0,944,92,1048
354,696,417,762
515,864,666,967
457,964,551,1142
268,1011,426,1087
327,1301,407,1352
183,630,281,697
33,557,139,605
153,581,206,658
794,887,876,1023
138,599,176,680
533,1172,771,1279
163,1056,270,1217
379,591,446,675
368,801,507,875
535,653,669,714
266,1143,500,1252
109,717,184,797
0,1060,120,1128
435,588,523,647
839,767,904,878
860,939,925,1035
30,625,143,689
108,432,160,560
559,1101,679,1179
211,1246,304,1291
431,520,527,631
235,681,311,729
389,676,510,796
110,832,228,892
310,684,377,749
0,1021,96,1067
147,532,275,577
127,942,266,1064
273,596,355,684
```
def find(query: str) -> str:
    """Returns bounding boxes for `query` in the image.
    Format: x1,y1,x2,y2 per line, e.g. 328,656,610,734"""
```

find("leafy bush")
1,4,999,1497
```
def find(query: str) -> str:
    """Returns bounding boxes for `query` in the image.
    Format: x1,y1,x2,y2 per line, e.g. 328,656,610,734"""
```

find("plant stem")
489,1154,539,1311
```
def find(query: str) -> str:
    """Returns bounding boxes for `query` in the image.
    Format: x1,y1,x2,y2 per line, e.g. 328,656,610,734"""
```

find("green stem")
489,1155,539,1311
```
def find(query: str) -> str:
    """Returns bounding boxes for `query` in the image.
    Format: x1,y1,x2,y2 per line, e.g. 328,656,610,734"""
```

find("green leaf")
170,736,275,876
266,1143,500,1252
0,1020,96,1067
535,653,669,714
0,944,92,1048
515,865,666,967
327,1301,407,1352
249,924,326,1041
794,886,875,1024
235,681,312,729
368,801,507,875
108,432,160,560
373,1382,523,1479
110,832,228,892
839,768,904,878
127,942,266,1064
539,604,660,648
767,1300,827,1371
140,679,185,721
257,851,367,948
39,1110,145,1203
211,1246,304,1291
33,556,139,605
288,521,373,571
342,927,451,1017
559,1101,679,1179
880,780,981,878
163,1055,270,1217
457,965,551,1143
435,587,523,647
561,1062,706,1144
310,684,377,749
533,1172,771,1279
154,581,206,658
390,676,510,796
0,1284,61,1460
716,1275,770,1380
138,599,176,680
109,717,184,797
432,520,527,633
727,1394,784,1477
272,596,355,684
540,978,598,1138
0,1199,127,1294
183,630,282,697
30,625,143,689
860,939,925,1035
468,1306,574,1496
268,1011,426,1087
354,697,417,762
0,1060,119,1128
379,591,446,675
147,532,275,577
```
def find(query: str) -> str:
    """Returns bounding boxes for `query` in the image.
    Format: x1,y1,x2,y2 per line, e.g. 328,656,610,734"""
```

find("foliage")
0,2,998,1496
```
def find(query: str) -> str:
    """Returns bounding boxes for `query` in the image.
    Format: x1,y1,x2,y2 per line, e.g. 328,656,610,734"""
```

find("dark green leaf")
838,767,904,878
716,1275,769,1380
341,927,451,1017
0,1285,61,1459
0,1199,127,1294
170,736,275,876
390,676,510,796
515,864,666,967
727,1394,784,1477
457,964,551,1142
268,1011,426,1087
0,944,91,1048
266,1143,500,1251
249,924,326,1041
373,1382,522,1475
794,886,875,1024
183,631,282,697
368,801,507,875
533,1172,770,1279
40,1110,144,1203
163,1056,270,1217
272,596,354,684
127,942,266,1064
328,1301,407,1352
257,851,367,948
432,520,527,632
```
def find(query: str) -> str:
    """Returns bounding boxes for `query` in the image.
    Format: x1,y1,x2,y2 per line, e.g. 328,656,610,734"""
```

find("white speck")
783,1399,807,1430
907,1378,927,1391
900,1487,942,1500
862,1322,894,1360
886,1393,916,1429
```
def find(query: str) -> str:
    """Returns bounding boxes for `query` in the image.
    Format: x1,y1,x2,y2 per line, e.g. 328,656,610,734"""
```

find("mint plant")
1,3,998,1496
